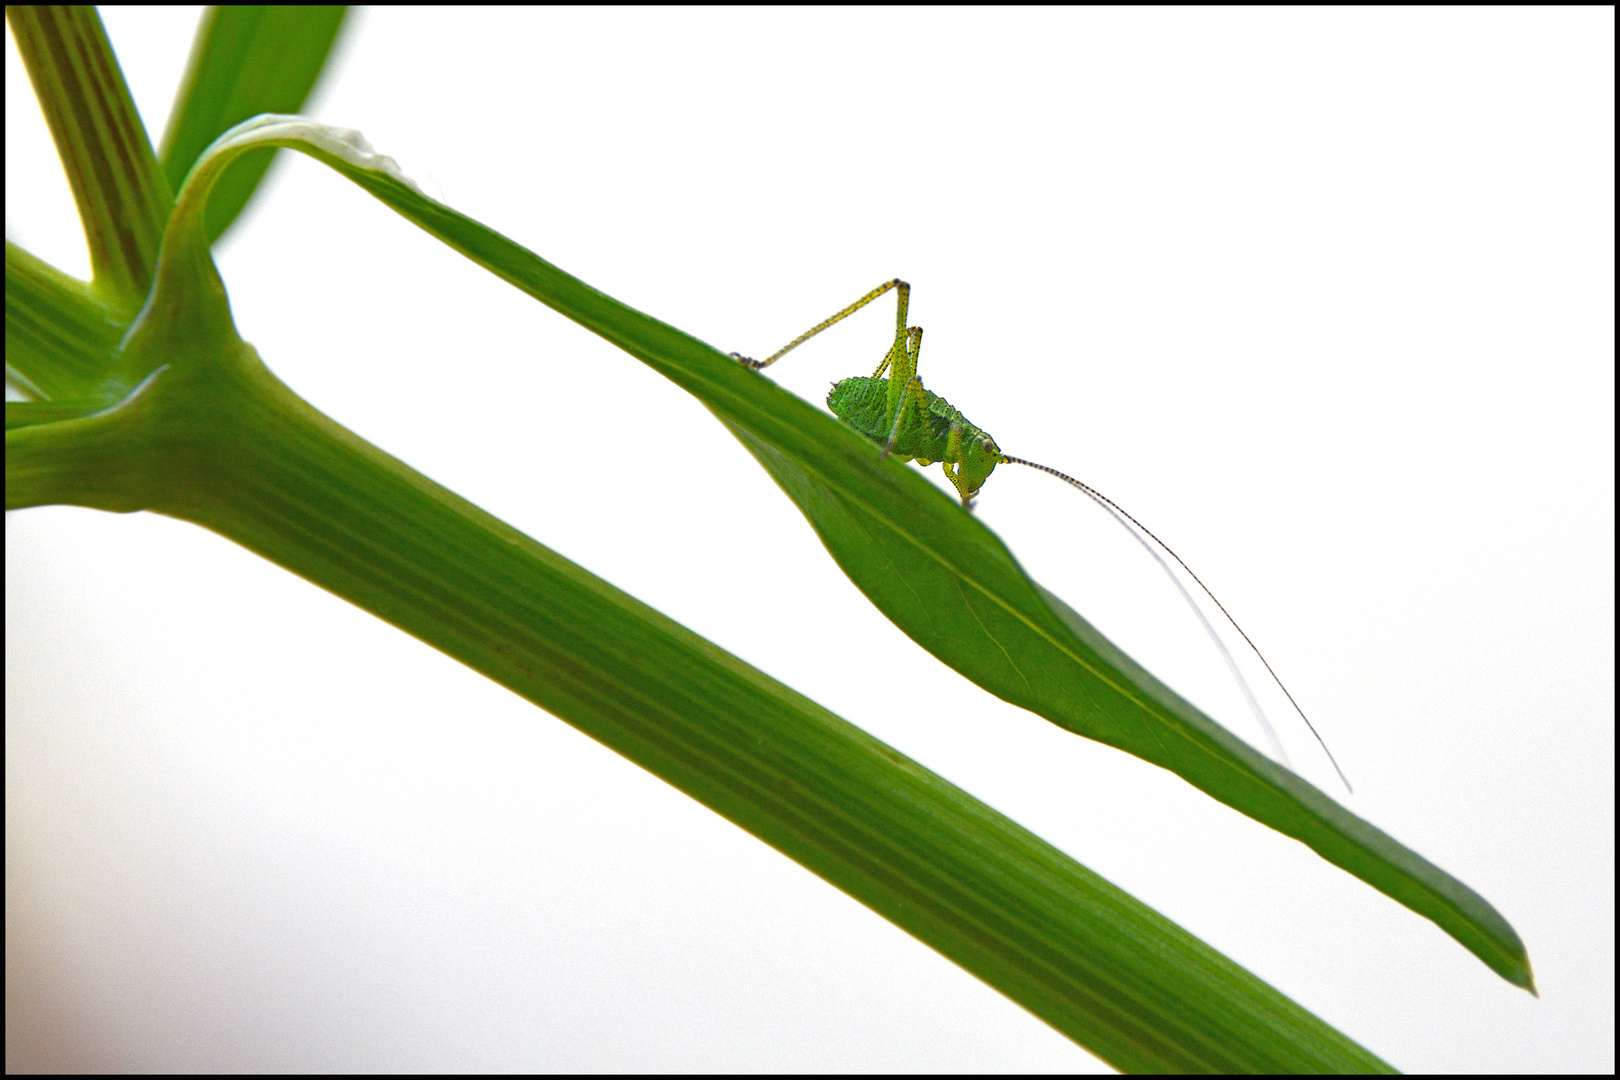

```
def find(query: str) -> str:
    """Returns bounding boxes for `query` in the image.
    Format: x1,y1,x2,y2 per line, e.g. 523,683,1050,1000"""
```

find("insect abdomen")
826,377,892,443
828,376,966,463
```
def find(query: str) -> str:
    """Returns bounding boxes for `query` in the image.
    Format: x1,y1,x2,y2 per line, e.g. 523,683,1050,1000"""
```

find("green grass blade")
189,117,1530,992
723,420,1537,994
4,6,172,310
5,219,1396,1074
5,242,129,403
11,356,1398,1071
158,6,350,245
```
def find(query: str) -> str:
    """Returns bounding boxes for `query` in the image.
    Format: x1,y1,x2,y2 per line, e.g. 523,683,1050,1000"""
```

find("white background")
7,7,1612,1072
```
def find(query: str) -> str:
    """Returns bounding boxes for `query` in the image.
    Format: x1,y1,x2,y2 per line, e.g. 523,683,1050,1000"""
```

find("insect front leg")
940,423,974,507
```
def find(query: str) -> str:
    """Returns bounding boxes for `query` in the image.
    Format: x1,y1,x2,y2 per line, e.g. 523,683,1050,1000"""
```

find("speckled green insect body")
732,279,1005,507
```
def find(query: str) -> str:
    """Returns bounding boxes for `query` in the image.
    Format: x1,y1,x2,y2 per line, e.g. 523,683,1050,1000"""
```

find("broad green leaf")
3,351,1395,1072
6,112,1396,1072
167,117,1532,993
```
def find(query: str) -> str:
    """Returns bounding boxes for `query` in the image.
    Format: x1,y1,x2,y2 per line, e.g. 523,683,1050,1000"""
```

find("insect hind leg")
732,279,910,370
880,329,926,458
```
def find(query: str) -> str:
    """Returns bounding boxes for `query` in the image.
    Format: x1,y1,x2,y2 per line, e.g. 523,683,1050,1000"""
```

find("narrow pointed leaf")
5,6,171,310
5,242,129,403
6,121,1399,1072
172,116,1532,994
158,5,349,245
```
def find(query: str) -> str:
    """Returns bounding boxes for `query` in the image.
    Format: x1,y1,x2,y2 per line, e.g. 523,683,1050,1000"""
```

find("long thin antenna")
1002,455,1353,795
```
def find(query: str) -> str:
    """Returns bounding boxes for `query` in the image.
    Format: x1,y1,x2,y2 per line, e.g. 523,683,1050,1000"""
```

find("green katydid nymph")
731,279,1353,794
732,279,1003,507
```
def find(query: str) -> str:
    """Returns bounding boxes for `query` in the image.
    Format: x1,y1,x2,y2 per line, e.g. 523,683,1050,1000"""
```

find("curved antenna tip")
1002,454,1354,796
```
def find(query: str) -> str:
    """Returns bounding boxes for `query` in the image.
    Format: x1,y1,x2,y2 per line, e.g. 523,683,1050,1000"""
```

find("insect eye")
981,440,996,453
